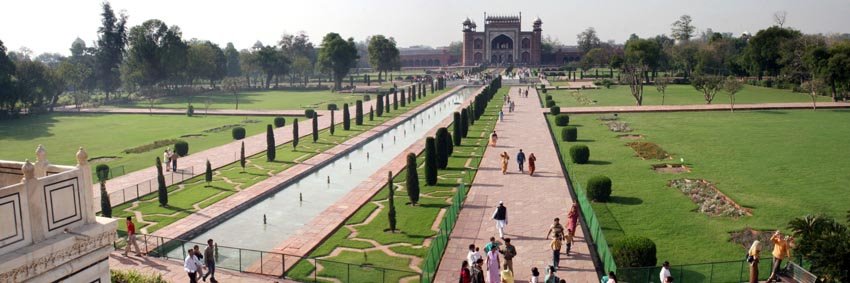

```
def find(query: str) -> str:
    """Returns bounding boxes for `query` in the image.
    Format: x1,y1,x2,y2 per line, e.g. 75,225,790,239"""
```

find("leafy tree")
387,170,397,232
405,153,420,205
292,118,300,150
691,74,724,104
266,124,276,161
722,76,743,111
252,45,290,89
279,32,315,86
312,114,319,142
424,137,438,185
671,42,699,79
240,141,246,171
367,35,400,82
787,214,850,282
655,74,671,105
155,157,168,206
342,103,351,130
95,2,127,101
576,27,601,54
744,26,802,79
318,33,359,90
97,164,112,217
124,19,186,90
186,40,227,87
224,42,241,77
435,128,450,169
222,77,240,110
621,37,661,105
205,160,212,185
671,14,696,42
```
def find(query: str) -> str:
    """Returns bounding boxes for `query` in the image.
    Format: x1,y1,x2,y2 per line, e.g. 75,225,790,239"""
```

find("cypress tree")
343,103,351,130
400,89,406,107
330,110,335,135
425,137,438,185
411,85,417,101
384,93,390,114
355,100,363,125
98,164,112,217
312,114,319,142
376,94,384,117
435,128,449,169
460,108,470,137
292,118,299,150
405,153,420,205
387,170,397,232
369,106,374,121
156,157,168,207
453,112,462,145
266,124,276,161
205,160,212,185
240,141,246,171
446,132,454,156
393,91,398,110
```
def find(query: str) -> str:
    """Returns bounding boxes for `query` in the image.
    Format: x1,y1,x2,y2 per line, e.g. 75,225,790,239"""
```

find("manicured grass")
287,88,504,282
108,87,457,236
0,113,271,175
542,84,830,107
547,109,850,265
109,89,365,111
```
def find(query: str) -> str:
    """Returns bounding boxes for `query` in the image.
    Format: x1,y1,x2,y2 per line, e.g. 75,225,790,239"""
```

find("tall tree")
279,32,315,86
266,124,276,161
671,15,696,42
386,170,397,232
405,153,420,205
722,76,743,111
424,137,438,186
187,40,227,87
292,118,300,150
342,103,351,130
252,45,290,89
95,1,128,101
435,128,450,169
744,26,802,79
452,112,462,146
312,114,319,142
318,33,359,90
124,19,186,90
621,37,661,105
155,157,168,206
224,42,242,77
576,27,601,54
367,35,400,82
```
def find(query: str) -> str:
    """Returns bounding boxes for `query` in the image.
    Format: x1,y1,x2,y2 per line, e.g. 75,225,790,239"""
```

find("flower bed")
668,178,751,217
626,141,670,160
606,121,632,132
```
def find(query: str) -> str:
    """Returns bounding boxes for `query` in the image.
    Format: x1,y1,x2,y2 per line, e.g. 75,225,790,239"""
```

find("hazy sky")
2,0,850,56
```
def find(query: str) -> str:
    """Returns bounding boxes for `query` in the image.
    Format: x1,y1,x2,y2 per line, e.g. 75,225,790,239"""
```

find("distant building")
399,46,458,67
462,13,542,66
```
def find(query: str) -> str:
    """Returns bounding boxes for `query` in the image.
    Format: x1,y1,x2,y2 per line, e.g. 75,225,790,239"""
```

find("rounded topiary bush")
561,126,577,142
95,164,110,182
542,88,548,94
186,105,194,117
363,95,371,101
586,175,612,202
569,145,590,164
174,140,189,156
555,114,570,126
546,99,556,108
327,103,338,111
550,106,560,115
304,109,316,118
613,236,657,268
232,127,246,140
545,95,553,101
273,117,286,128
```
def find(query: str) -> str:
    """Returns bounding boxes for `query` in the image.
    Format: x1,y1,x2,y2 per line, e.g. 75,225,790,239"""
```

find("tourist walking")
544,266,560,283
546,218,565,241
492,202,508,238
193,245,205,279
202,239,217,282
184,248,203,283
499,110,504,122
660,261,671,283
486,247,501,283
748,240,761,283
123,216,142,256
471,259,486,283
606,271,618,283
163,149,171,172
516,149,526,173
500,152,509,174
468,244,482,266
530,267,540,283
767,231,793,282
170,149,178,172
502,238,517,272
460,261,472,283
528,153,537,176
550,236,562,269
566,203,579,255
490,131,498,147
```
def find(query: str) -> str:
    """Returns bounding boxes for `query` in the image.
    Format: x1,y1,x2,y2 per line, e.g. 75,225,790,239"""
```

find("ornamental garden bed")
668,178,751,217
651,163,690,173
617,134,643,140
626,141,670,160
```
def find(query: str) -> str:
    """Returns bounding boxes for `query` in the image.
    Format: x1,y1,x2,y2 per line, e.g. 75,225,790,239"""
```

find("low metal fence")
95,166,195,212
421,184,468,283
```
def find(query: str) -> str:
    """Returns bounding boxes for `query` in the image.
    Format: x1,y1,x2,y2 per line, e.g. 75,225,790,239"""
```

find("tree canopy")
318,32,358,90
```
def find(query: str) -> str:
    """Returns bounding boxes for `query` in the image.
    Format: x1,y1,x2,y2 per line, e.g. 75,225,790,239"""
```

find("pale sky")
2,0,850,56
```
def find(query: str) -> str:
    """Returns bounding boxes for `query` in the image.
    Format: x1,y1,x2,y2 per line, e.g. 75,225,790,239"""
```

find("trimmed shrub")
239,141,246,170
453,112,462,146
435,128,450,169
174,141,189,156
363,94,371,101
569,145,590,164
273,117,286,128
586,175,612,202
424,137,438,186
376,94,384,117
343,103,351,130
186,105,194,117
327,103,338,111
405,153,420,205
387,170,396,231
545,95,553,101
561,126,577,142
266,125,276,161
155,157,167,206
312,115,319,142
231,127,246,140
205,160,212,185
369,106,374,121
550,106,561,115
304,109,316,118
99,182,111,217
613,236,658,268
546,99,557,108
95,164,110,182
292,119,299,149
555,114,570,126
355,100,364,125
542,88,548,94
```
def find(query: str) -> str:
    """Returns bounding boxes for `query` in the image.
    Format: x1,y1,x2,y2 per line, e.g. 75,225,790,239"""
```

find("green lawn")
109,89,365,111
286,88,505,282
0,114,271,176
547,109,850,266
108,86,457,237
542,84,829,107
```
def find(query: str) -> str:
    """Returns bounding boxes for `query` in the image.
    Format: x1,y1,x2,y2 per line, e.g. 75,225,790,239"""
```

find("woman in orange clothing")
500,152,509,175
528,153,537,176
490,131,498,147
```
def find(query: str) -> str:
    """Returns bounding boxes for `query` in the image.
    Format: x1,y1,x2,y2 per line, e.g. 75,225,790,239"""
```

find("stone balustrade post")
76,147,96,224
22,160,47,243
34,144,49,178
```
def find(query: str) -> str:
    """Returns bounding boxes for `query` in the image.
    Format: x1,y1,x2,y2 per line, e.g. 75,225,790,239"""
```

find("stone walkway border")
550,102,850,114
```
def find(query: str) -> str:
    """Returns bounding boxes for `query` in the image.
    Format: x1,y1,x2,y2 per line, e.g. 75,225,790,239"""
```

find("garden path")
552,101,850,114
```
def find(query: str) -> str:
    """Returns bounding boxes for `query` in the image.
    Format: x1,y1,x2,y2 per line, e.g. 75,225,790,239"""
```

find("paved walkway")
552,101,850,114
109,251,290,283
435,87,598,283
93,98,381,211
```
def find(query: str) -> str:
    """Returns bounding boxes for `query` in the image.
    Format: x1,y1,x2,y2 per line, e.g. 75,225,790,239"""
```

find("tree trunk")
265,72,273,89
831,81,837,102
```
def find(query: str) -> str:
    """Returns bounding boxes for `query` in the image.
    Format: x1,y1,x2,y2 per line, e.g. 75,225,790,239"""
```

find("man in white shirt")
184,248,203,283
492,201,508,238
660,261,672,283
467,244,481,266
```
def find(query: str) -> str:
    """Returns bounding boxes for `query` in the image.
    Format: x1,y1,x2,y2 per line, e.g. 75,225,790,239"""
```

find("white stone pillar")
22,160,47,242
76,148,96,224
34,144,49,177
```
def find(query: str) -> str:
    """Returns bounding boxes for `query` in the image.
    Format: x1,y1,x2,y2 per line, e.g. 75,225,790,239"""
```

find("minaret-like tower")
462,18,476,66
532,17,543,65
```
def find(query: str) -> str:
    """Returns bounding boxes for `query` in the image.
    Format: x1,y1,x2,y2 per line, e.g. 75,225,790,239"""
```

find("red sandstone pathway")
552,101,850,114
109,251,290,283
92,98,381,211
435,87,598,283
